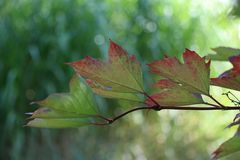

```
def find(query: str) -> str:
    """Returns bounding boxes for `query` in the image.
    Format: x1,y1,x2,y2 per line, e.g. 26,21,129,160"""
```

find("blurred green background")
1,0,240,159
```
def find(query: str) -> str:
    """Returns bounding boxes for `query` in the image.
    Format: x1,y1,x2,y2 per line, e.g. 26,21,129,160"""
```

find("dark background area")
1,0,240,159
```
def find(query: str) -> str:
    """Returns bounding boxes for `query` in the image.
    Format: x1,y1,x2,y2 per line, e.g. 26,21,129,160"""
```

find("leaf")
26,75,101,128
226,120,240,129
148,49,210,95
209,47,240,61
29,107,93,119
147,49,209,106
226,113,240,128
211,55,240,91
212,136,240,159
146,79,203,106
27,118,92,128
69,40,144,102
86,79,143,102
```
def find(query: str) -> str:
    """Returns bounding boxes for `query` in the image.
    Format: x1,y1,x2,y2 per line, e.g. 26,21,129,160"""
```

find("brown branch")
91,105,240,126
90,91,239,126
159,106,240,110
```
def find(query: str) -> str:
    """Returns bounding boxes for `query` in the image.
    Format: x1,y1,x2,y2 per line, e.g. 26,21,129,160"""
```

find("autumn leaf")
148,49,210,95
147,49,209,106
69,40,144,102
209,47,240,61
146,79,203,106
26,75,101,128
211,55,240,91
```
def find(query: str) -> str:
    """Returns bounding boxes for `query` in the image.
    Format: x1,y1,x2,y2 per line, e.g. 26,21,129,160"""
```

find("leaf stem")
207,94,225,108
143,92,161,108
95,114,112,121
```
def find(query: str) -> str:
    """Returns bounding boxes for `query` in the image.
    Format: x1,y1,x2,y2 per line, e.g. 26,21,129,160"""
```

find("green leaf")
35,75,98,115
69,40,144,102
29,107,93,119
27,118,92,128
86,79,143,102
26,75,101,128
212,136,240,159
209,47,240,61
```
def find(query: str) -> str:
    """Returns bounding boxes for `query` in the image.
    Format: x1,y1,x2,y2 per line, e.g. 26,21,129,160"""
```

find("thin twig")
228,91,240,102
207,94,225,108
223,91,240,106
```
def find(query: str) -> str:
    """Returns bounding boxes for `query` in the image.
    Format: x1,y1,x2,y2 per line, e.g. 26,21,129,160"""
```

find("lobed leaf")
69,40,144,102
147,49,209,106
211,55,240,91
148,49,210,95
26,75,101,128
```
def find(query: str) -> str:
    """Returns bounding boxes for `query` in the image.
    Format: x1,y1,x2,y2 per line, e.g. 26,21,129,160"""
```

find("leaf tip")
109,39,116,46
184,48,192,52
25,112,33,115
183,48,197,57
64,61,72,66
30,101,38,105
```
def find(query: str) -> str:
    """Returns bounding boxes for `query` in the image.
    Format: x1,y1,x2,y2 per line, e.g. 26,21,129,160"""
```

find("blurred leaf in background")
231,0,240,17
209,47,240,61
0,0,240,159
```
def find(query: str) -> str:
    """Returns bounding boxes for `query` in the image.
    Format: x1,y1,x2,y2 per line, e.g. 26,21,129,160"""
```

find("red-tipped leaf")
69,40,144,102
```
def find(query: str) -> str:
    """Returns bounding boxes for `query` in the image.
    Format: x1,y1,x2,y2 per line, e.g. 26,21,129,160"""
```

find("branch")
91,91,239,126
91,105,240,126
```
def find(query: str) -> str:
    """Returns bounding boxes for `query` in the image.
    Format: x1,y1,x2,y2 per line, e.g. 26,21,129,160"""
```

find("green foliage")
27,40,240,159
231,0,240,17
1,0,240,159
27,75,100,128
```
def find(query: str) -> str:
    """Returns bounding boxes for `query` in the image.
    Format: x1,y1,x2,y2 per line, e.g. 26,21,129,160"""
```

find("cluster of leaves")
26,41,240,159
